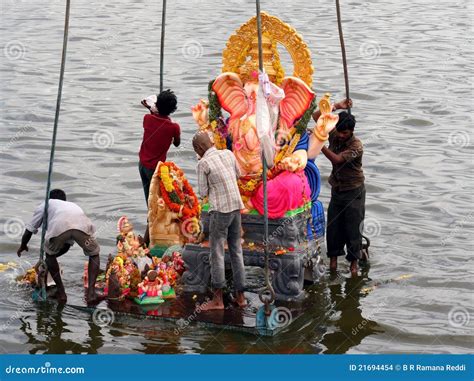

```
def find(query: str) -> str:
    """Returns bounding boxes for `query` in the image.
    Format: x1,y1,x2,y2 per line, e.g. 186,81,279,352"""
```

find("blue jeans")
209,210,245,291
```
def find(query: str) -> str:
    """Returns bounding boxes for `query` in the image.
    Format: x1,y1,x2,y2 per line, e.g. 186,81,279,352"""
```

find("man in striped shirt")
193,132,246,310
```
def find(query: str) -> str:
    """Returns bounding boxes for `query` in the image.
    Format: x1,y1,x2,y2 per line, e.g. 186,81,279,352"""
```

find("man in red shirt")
139,89,181,204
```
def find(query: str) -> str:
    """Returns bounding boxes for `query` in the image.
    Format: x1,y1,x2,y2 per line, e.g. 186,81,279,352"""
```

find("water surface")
0,0,473,354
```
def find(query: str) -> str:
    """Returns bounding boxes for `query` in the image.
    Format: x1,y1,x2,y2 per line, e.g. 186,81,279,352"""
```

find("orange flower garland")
158,162,200,220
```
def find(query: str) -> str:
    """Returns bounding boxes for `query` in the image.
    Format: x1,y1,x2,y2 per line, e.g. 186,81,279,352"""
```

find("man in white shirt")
17,189,101,304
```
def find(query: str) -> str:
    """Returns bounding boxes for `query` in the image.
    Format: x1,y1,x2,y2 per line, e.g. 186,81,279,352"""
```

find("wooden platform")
68,291,303,337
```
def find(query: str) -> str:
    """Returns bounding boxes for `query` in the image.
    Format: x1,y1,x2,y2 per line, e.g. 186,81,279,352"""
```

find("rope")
335,0,351,114
256,0,275,313
159,0,167,93
38,0,71,299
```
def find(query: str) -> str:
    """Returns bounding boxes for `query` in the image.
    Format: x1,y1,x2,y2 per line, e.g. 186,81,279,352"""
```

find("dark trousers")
209,210,245,291
326,185,366,262
138,162,155,206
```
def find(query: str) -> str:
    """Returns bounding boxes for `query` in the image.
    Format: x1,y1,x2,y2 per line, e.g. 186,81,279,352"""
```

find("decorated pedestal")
181,244,307,301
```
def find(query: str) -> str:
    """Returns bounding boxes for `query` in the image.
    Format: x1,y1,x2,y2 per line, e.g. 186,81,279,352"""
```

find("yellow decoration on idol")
222,12,314,86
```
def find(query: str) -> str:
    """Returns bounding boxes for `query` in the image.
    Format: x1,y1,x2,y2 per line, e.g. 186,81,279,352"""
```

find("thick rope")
335,0,351,114
159,0,167,93
38,0,71,299
256,0,275,311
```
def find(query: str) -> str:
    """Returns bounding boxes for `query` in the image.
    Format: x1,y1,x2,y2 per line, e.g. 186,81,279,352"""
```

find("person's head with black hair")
49,189,66,201
335,111,356,141
192,131,213,159
156,89,177,116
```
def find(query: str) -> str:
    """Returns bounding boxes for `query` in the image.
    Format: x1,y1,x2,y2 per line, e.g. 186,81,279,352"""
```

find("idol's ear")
212,72,248,120
279,76,315,131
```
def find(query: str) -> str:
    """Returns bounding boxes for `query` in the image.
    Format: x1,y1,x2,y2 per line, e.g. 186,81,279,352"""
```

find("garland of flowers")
207,80,228,149
294,97,317,136
208,80,222,122
158,162,200,219
238,176,261,197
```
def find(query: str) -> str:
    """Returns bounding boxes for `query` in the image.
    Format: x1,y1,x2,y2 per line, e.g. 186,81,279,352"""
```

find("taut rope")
335,0,351,114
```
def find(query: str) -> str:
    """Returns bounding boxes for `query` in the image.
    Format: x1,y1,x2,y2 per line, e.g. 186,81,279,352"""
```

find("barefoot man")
193,132,247,310
17,189,101,303
313,99,366,276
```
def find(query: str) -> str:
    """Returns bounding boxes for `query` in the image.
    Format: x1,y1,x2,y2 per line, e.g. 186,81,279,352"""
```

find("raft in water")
68,291,303,337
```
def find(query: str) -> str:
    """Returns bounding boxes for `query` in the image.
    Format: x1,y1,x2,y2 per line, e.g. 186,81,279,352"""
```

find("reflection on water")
0,0,473,354
321,271,381,354
20,303,104,354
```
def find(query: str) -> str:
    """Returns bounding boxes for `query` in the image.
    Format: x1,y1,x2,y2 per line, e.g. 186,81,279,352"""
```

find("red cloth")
139,114,180,169
251,170,311,219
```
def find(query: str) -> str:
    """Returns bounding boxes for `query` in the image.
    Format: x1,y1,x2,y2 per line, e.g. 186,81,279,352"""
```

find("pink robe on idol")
251,170,311,219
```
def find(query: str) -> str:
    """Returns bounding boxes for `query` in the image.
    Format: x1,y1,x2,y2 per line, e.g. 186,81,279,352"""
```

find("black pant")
326,185,366,262
138,162,155,206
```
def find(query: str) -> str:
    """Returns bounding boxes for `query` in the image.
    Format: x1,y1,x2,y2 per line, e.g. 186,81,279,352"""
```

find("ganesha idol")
147,162,202,250
192,12,338,237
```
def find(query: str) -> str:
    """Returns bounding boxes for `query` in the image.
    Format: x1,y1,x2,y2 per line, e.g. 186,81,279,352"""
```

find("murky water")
0,0,473,354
